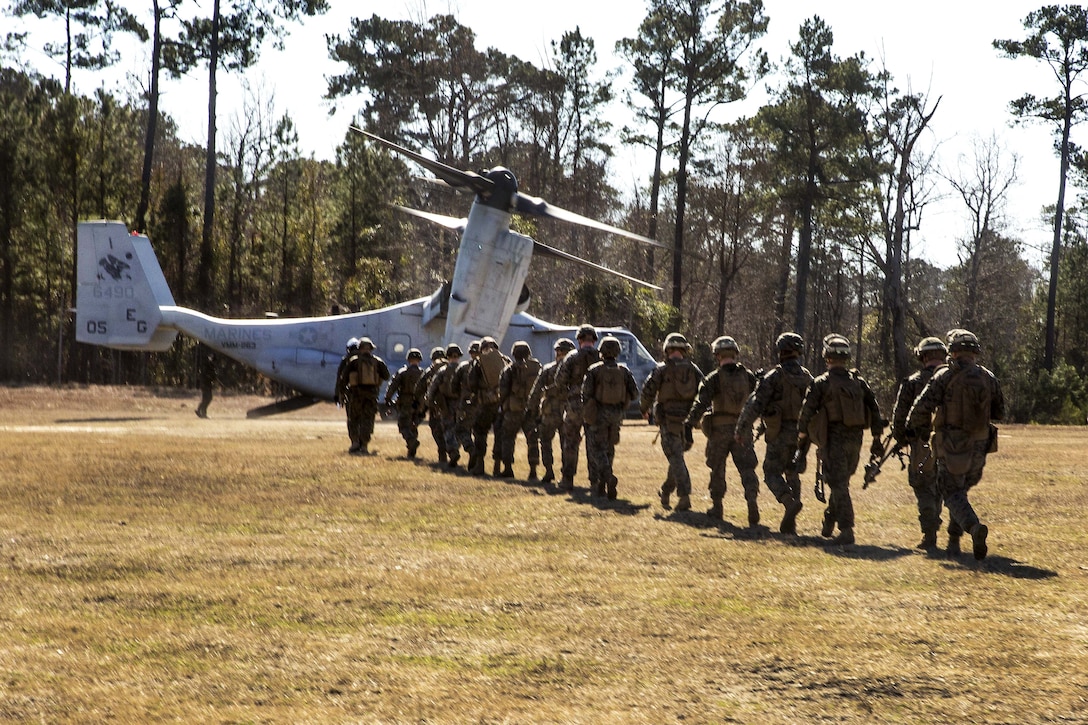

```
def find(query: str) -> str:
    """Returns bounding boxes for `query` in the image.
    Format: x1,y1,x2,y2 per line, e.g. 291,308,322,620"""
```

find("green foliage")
1008,361,1088,425
566,277,676,350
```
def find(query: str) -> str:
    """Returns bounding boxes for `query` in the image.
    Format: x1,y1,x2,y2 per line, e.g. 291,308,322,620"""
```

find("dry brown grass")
0,384,1085,723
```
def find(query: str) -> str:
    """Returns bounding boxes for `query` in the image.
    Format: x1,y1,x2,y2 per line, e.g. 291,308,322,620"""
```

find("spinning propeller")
352,127,667,291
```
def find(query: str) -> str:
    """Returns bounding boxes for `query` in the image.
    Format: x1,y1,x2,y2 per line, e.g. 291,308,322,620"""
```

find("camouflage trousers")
560,401,592,484
538,411,563,474
472,402,500,466
440,403,463,463
704,431,759,502
586,406,625,488
499,409,540,469
658,427,692,498
427,410,446,457
938,440,989,537
344,391,364,447
819,424,864,531
357,394,380,446
455,402,477,453
907,439,942,535
395,409,420,453
763,421,802,504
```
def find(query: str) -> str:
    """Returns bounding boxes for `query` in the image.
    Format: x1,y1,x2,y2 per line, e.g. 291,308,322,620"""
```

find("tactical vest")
779,366,812,421
355,355,380,387
346,353,361,387
538,364,563,418
478,350,504,389
712,366,752,420
507,358,542,412
594,363,629,405
565,348,600,393
658,360,700,404
439,364,459,400
823,370,868,427
937,364,992,436
394,366,423,405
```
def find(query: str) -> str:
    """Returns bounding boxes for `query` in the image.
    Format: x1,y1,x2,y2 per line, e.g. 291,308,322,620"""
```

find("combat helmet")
357,336,375,351
430,346,445,362
599,335,622,359
480,336,499,351
445,342,464,358
407,348,423,361
512,340,532,360
821,334,851,360
712,336,739,356
468,340,482,355
576,324,598,342
554,337,576,353
663,332,691,354
776,332,804,357
915,336,948,362
946,328,981,354
346,337,360,353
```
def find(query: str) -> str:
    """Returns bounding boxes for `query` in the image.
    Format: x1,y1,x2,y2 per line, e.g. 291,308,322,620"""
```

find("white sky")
12,0,1077,270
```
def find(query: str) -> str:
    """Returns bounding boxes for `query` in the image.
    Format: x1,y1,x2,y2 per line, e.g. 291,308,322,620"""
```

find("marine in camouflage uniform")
554,325,601,492
582,336,638,500
452,341,481,461
335,337,363,452
466,337,507,476
797,334,883,545
685,336,760,526
640,333,704,511
384,348,424,458
528,338,576,483
907,329,1004,561
891,336,948,550
498,341,543,479
416,347,448,463
347,337,391,455
428,343,464,467
735,332,812,534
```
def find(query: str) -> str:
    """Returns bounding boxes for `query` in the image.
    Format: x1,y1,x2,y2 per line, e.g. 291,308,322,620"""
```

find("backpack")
355,355,380,387
594,363,629,405
824,370,868,427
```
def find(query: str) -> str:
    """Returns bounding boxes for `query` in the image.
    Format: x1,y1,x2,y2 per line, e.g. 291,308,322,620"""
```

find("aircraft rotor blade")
514,192,668,249
351,126,494,195
532,239,662,291
394,205,467,232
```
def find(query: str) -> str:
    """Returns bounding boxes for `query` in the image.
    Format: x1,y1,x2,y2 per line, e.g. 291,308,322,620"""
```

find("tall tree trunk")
198,0,221,310
1044,104,1073,371
135,0,162,233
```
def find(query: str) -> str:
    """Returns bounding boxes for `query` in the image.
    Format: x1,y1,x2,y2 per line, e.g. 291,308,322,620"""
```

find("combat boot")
706,498,724,520
447,451,460,468
606,476,618,501
675,495,691,512
593,480,606,497
438,449,448,465
821,512,836,538
970,523,989,561
779,496,803,535
659,485,672,510
348,442,361,454
946,533,962,557
500,465,515,479
467,452,479,473
407,441,418,459
542,466,555,483
528,465,538,482
471,457,486,477
559,477,574,492
493,460,501,477
747,500,760,528
917,530,938,550
831,527,855,545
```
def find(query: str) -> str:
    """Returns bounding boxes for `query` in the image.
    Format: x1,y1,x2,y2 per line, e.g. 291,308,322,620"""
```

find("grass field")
1,385,1086,723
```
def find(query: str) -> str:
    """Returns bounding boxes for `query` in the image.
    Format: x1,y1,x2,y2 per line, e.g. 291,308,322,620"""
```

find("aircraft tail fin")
75,220,178,352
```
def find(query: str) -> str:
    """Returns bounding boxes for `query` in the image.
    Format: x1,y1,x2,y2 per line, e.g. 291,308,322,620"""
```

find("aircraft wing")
532,240,662,291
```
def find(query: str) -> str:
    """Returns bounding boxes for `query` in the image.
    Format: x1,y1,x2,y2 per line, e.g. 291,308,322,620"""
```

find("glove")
791,446,807,475
683,423,694,451
870,438,884,458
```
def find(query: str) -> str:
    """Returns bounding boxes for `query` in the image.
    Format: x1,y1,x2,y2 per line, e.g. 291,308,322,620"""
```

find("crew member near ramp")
582,336,638,500
385,348,424,458
796,334,883,546
735,332,812,534
907,329,1003,560
347,337,390,455
641,333,704,512
685,336,760,526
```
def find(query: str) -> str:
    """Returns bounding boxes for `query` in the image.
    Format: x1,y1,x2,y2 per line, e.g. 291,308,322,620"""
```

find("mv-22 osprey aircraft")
75,129,667,415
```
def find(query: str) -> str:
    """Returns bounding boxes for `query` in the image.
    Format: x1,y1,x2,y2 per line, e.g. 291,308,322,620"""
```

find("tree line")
2,1,1088,423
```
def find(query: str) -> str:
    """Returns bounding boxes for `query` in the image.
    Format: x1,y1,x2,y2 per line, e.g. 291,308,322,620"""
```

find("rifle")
863,435,907,489
813,452,826,503
790,436,811,474
753,420,766,443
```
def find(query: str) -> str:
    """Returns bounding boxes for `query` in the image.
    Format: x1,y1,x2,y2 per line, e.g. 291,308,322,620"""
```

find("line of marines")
336,325,1003,561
